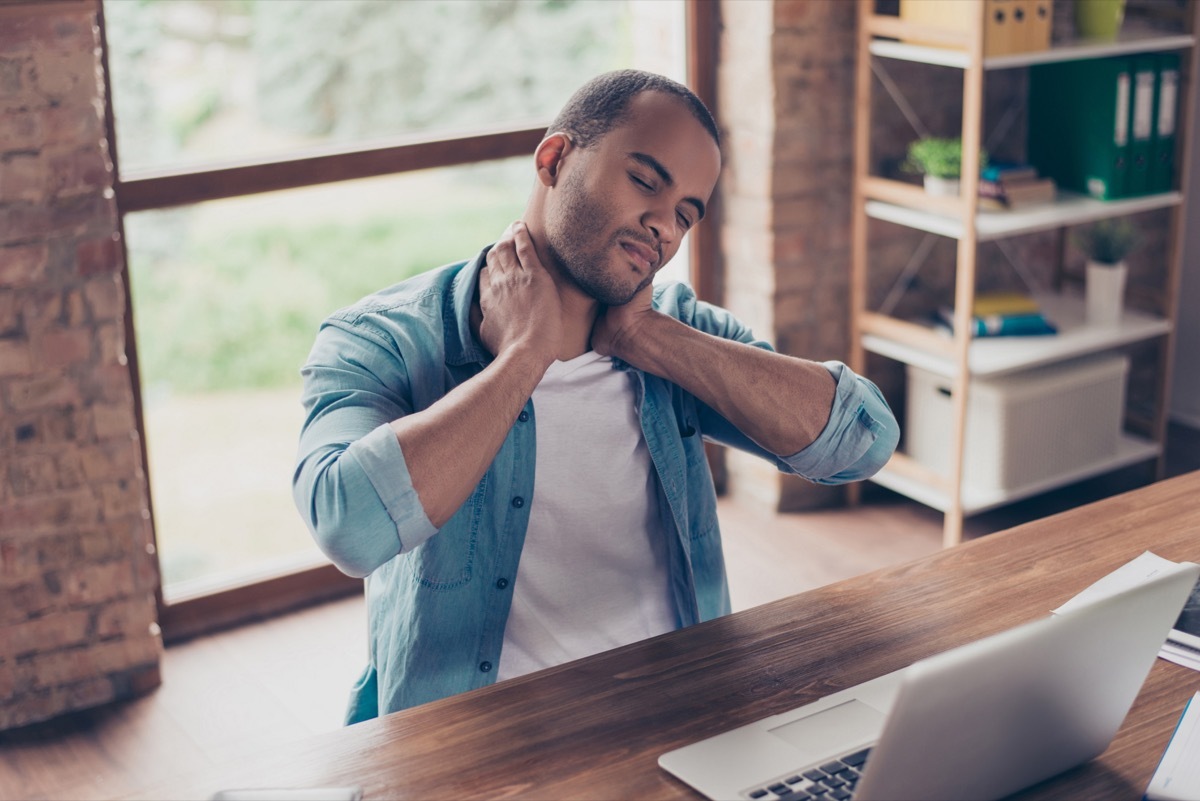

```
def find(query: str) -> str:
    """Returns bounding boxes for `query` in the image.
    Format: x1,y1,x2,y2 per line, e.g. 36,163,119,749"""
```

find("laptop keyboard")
743,747,872,800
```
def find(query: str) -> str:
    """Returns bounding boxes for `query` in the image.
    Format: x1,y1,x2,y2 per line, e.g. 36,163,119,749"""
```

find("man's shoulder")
652,280,760,345
651,279,698,319
651,280,728,328
327,259,471,328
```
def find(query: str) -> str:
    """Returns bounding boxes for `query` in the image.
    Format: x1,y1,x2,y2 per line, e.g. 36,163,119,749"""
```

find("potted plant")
903,137,988,197
1076,0,1126,41
1074,218,1138,326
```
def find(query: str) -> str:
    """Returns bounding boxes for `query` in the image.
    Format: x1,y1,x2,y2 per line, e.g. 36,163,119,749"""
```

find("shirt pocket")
405,475,487,590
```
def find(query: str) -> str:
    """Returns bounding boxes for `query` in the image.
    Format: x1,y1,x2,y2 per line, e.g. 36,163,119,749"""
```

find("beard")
544,168,658,306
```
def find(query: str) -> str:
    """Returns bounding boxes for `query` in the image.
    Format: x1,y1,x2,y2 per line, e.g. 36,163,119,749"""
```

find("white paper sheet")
1159,642,1200,672
1145,692,1200,801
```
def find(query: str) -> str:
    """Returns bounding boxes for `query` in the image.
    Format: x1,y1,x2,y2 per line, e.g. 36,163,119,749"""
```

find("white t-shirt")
497,351,677,681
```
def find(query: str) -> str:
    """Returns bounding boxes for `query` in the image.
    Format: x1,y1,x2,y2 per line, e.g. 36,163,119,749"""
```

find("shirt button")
518,411,529,422
511,496,524,508
495,578,509,590
479,661,493,673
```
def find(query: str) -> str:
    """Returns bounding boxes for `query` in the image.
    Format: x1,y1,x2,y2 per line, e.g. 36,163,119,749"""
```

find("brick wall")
0,0,161,731
717,0,857,511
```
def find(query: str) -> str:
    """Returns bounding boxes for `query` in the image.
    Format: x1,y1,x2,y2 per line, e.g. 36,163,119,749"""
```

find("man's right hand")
478,221,562,367
388,222,565,528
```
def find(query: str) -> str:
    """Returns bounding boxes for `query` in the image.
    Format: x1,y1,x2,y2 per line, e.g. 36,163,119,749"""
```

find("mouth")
619,240,660,273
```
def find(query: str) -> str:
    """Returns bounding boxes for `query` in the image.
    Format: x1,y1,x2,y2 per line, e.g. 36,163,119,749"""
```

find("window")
101,0,711,638
124,161,528,596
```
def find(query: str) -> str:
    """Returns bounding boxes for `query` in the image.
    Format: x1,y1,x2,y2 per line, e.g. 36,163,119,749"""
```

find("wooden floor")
2,426,1198,801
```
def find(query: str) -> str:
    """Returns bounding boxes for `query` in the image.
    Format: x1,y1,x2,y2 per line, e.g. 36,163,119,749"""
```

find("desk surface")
133,472,1200,801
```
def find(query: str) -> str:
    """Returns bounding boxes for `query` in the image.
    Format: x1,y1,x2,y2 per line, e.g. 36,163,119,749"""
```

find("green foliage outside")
106,0,634,395
127,177,525,395
105,0,632,170
252,0,630,141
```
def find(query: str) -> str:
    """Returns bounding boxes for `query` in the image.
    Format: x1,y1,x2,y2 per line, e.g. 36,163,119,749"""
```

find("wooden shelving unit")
850,1,1197,547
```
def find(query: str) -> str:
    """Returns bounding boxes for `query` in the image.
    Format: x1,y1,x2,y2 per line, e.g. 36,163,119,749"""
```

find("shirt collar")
446,245,491,367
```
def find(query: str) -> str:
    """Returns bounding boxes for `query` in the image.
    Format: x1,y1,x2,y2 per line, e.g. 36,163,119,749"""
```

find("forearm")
615,312,836,455
391,345,548,528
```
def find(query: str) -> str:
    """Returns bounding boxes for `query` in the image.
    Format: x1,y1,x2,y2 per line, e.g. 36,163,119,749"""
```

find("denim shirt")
293,248,899,723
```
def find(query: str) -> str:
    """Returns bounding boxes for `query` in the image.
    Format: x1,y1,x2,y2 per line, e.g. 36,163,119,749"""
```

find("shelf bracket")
984,99,1022,153
870,58,932,140
879,232,938,317
871,60,1027,162
993,236,1050,297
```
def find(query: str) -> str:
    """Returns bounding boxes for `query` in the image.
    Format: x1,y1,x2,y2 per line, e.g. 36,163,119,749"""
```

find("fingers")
511,222,538,271
477,222,563,363
486,225,513,274
487,222,539,276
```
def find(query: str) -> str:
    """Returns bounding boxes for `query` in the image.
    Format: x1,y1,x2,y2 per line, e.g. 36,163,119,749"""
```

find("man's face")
543,91,721,306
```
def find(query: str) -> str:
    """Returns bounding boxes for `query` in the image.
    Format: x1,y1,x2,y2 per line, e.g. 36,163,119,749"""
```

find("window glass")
127,161,528,594
105,0,685,173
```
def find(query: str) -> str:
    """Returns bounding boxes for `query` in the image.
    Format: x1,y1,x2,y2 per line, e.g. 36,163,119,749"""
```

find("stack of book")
1161,575,1200,672
978,163,1057,210
933,291,1057,337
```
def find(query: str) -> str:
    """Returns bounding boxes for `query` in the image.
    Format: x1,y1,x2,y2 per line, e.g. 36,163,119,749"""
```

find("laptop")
659,560,1200,801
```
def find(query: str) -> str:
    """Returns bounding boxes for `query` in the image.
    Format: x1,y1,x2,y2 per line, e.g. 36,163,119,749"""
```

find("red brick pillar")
717,0,856,511
0,0,161,730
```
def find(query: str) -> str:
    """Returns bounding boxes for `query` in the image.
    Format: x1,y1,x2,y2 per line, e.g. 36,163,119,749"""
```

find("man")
293,70,899,723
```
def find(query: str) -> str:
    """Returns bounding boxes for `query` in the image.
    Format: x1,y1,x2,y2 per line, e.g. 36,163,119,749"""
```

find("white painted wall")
1170,77,1200,429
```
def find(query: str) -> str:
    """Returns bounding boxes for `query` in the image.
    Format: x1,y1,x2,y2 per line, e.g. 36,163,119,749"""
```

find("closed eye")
630,172,655,191
627,150,707,223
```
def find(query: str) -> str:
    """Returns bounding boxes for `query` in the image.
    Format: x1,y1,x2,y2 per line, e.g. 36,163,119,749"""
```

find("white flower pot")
1086,260,1127,326
923,175,960,197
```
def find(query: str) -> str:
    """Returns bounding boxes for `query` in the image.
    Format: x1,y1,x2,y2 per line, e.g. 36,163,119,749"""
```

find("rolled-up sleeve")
658,284,898,486
781,361,899,485
292,320,437,578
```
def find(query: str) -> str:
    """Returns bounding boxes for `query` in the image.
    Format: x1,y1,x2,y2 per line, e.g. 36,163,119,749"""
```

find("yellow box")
1018,0,1054,53
900,0,1053,57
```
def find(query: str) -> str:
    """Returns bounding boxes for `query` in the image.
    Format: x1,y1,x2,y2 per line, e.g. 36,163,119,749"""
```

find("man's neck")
553,285,599,361
523,218,599,362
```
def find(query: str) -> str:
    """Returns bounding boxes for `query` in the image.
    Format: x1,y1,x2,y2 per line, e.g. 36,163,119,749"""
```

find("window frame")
98,0,720,643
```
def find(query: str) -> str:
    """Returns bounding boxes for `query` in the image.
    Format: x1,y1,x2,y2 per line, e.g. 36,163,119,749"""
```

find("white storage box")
905,354,1129,492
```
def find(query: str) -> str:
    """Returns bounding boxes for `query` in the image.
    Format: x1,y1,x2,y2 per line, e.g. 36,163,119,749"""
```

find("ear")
534,132,572,187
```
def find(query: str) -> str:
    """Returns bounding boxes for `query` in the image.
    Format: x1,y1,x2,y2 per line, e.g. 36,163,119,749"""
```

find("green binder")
1029,56,1131,200
1151,52,1181,193
1126,54,1158,196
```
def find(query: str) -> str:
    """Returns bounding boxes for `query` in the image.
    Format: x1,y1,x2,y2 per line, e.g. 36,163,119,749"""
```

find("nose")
641,203,678,249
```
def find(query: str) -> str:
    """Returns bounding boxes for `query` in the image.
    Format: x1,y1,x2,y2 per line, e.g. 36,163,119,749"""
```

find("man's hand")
390,222,567,529
591,281,657,360
478,222,562,367
593,287,839,457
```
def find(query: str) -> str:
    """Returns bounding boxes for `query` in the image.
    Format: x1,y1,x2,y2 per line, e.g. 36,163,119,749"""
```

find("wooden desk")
132,472,1200,800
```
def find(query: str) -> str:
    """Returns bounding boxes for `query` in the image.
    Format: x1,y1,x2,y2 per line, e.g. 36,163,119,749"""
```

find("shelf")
865,190,1183,242
868,26,1194,70
871,433,1161,515
861,292,1171,378
853,2,1192,545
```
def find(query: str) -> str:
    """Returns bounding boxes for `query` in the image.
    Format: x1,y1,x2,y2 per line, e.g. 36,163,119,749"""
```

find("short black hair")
547,69,720,150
